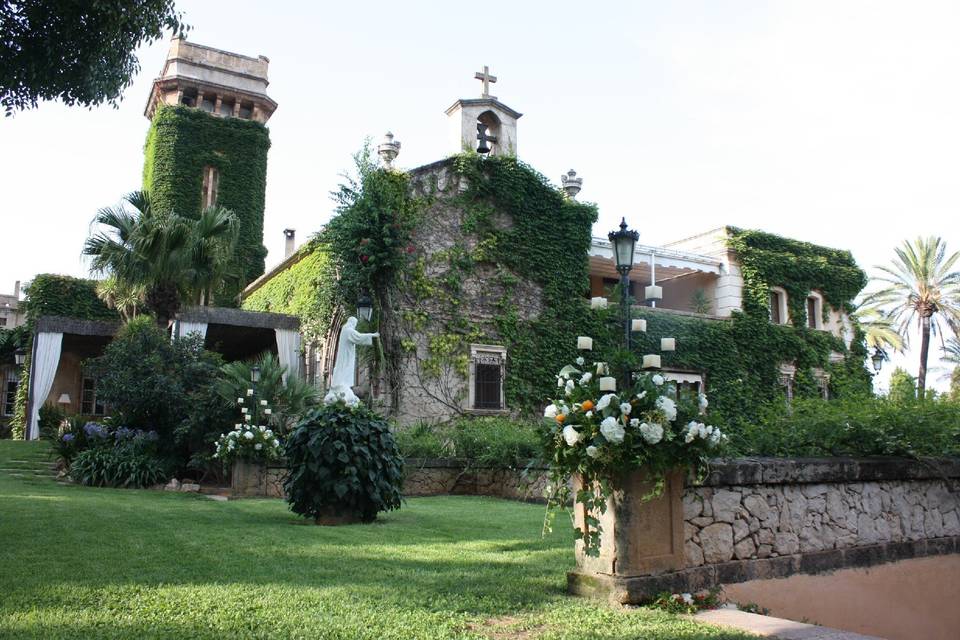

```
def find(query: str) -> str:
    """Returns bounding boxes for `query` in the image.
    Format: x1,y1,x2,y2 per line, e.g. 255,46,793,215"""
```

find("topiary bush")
284,402,403,524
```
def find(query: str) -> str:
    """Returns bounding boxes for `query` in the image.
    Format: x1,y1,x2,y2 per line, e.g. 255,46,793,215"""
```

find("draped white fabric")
275,329,302,384
28,332,63,440
176,321,208,340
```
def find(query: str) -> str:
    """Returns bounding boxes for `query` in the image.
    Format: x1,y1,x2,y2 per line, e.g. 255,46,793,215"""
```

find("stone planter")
572,468,686,580
231,459,266,497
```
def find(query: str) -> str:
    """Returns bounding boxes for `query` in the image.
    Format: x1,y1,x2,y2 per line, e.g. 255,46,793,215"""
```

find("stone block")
743,493,770,521
734,537,756,560
774,532,799,555
711,489,741,523
700,523,734,563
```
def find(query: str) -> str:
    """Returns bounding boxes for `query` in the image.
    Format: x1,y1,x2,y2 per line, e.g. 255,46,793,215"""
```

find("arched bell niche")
477,110,502,154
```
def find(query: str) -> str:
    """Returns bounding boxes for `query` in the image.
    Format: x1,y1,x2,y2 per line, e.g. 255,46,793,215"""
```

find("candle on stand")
577,336,593,350
631,318,646,332
644,285,663,301
590,296,608,310
660,338,676,351
642,354,662,369
599,376,617,391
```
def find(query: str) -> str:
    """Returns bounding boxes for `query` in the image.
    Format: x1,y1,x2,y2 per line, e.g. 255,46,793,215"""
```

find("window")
0,317,6,327
2,369,17,416
219,99,235,117
238,102,253,119
201,166,219,209
468,345,506,412
769,287,788,325
806,292,824,330
662,371,704,405
180,88,197,107
200,94,216,113
80,376,106,416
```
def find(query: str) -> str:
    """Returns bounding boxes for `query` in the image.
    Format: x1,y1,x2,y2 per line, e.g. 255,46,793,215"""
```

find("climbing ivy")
143,105,271,303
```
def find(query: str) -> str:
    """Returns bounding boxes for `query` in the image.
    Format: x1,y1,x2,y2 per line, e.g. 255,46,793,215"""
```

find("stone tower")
446,66,522,156
142,36,277,304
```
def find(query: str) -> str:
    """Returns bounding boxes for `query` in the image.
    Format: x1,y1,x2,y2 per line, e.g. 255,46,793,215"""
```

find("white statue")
324,316,379,407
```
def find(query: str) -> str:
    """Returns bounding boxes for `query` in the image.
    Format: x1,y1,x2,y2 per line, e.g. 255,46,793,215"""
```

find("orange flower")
556,414,566,424
581,400,594,412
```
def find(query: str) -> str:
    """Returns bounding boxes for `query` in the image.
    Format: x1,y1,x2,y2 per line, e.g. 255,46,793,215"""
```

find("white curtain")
28,332,63,441
175,320,208,341
275,329,302,383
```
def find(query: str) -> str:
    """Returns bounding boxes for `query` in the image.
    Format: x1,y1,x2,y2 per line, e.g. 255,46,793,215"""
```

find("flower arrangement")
541,344,726,554
213,391,282,464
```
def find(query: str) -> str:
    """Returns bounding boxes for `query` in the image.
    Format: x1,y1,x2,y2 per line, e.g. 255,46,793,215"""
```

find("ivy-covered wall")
143,105,271,303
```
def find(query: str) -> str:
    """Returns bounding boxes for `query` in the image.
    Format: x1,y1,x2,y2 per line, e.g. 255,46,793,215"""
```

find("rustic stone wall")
682,458,960,568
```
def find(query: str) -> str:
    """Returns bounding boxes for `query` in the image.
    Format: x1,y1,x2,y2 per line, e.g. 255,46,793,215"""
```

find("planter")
572,467,686,577
231,459,267,497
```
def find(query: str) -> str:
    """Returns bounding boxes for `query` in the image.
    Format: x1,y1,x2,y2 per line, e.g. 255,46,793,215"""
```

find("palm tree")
942,336,960,366
84,191,240,327
866,236,960,397
96,275,145,322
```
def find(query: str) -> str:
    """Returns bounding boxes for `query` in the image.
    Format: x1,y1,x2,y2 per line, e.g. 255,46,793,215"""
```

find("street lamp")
14,347,26,367
250,365,261,384
871,347,886,373
608,218,639,386
357,289,374,323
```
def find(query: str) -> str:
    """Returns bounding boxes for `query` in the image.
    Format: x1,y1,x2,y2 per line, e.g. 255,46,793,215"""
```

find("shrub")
394,417,546,468
393,422,450,459
38,404,66,440
284,402,403,523
68,427,167,488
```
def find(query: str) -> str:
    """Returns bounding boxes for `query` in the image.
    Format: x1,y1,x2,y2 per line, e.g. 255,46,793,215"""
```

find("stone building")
243,68,867,425
0,281,25,330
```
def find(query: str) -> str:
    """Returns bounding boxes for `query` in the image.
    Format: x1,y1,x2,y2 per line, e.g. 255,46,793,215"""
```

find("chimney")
13,280,20,299
283,229,296,258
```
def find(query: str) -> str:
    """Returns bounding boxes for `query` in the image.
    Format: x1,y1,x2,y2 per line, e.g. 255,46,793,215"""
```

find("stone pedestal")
231,459,266,497
569,468,686,601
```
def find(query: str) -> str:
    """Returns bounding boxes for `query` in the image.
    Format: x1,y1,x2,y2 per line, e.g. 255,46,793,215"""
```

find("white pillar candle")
642,354,661,369
577,336,593,350
599,376,617,391
631,318,647,332
660,338,676,351
590,296,608,310
644,285,663,301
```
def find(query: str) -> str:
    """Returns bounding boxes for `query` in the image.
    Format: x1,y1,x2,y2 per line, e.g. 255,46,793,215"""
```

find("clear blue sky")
1,0,957,389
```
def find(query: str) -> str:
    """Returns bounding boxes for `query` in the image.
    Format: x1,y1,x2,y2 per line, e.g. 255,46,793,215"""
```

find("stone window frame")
465,344,508,415
769,286,789,325
1,367,17,416
811,367,831,400
806,290,825,330
778,363,796,407
201,166,219,210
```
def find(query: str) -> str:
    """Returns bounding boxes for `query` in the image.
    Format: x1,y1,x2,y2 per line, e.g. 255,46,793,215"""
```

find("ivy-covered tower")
142,36,277,303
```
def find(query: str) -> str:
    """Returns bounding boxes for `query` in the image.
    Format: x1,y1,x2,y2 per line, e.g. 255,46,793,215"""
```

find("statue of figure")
324,316,379,407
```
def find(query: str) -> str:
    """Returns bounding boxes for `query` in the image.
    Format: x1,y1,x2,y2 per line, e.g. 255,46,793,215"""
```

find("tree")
887,367,917,403
866,237,960,398
0,1,186,114
83,191,239,326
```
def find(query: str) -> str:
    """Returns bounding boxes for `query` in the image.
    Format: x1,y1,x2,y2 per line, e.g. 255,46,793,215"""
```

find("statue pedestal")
568,468,687,602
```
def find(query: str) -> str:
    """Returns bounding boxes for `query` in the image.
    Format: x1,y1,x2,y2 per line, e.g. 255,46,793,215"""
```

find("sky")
1,0,957,390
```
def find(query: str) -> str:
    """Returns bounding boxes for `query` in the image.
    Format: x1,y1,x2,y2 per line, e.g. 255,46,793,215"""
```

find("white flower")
656,396,677,421
596,393,617,411
685,421,701,443
579,372,593,386
247,388,254,396
639,422,664,445
585,410,593,418
699,393,709,410
586,445,599,458
562,424,581,446
630,418,640,427
682,593,694,605
565,379,575,395
544,404,558,419
254,443,263,451
557,377,564,388
575,356,585,366
244,431,254,440
595,362,609,375
600,416,625,443
260,399,268,406
636,390,647,401
619,402,632,416
265,430,273,437
559,403,571,416
652,374,665,386
272,439,280,447
237,397,244,404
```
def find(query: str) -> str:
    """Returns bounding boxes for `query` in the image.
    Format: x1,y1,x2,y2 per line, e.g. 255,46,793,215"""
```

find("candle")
645,285,663,301
631,318,647,333
599,376,617,391
577,336,593,350
642,354,662,369
660,338,676,351
590,296,608,310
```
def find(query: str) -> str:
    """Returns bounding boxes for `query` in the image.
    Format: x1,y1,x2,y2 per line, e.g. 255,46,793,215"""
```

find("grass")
0,441,751,640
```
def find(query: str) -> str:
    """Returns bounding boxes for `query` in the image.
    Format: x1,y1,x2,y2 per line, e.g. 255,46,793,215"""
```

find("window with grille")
2,370,17,416
469,346,506,411
80,376,106,416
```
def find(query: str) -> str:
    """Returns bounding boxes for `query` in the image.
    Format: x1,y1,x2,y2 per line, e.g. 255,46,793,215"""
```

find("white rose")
596,393,617,411
656,396,677,421
575,356,585,366
619,402,632,416
254,443,263,451
630,418,639,427
544,404,558,419
565,379,575,395
244,431,254,440
640,422,664,445
562,424,581,446
600,416,625,443
652,374,665,386
636,390,647,401
586,445,599,458
579,372,593,386
699,393,709,410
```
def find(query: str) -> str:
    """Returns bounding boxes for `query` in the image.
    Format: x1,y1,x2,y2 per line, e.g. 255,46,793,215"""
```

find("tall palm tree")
866,237,960,397
84,191,239,327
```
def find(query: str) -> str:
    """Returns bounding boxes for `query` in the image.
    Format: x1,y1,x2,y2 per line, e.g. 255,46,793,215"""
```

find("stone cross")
474,65,497,98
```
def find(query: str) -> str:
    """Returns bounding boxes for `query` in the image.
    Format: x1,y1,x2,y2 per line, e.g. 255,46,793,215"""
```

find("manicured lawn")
0,441,750,639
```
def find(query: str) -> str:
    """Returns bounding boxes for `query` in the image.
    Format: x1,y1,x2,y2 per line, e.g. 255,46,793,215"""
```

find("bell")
476,123,491,154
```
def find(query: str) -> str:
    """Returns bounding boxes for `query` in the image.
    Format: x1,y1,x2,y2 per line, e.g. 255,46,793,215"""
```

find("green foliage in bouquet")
283,402,404,523
541,351,726,555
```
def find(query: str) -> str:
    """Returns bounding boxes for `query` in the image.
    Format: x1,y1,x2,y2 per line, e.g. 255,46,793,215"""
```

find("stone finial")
561,169,583,198
378,131,401,169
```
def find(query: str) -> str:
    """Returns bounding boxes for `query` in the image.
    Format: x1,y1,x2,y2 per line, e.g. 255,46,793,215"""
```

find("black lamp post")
14,347,26,367
871,347,886,373
357,289,374,323
608,218,639,387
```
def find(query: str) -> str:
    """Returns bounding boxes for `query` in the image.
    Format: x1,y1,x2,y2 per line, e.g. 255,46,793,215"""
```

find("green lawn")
0,441,750,639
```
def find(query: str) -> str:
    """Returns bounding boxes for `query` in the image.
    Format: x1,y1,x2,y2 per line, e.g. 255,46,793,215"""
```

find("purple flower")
62,433,75,442
83,422,108,438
